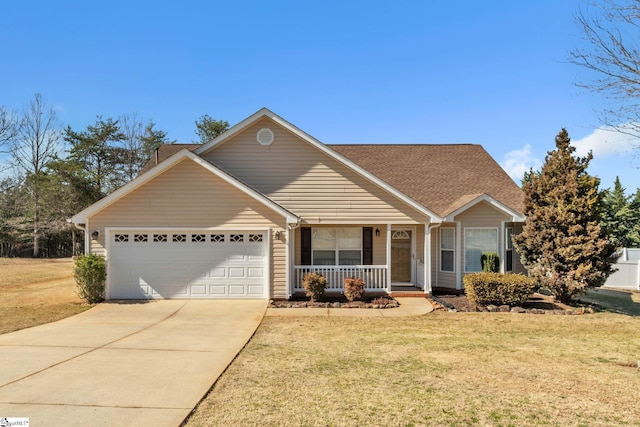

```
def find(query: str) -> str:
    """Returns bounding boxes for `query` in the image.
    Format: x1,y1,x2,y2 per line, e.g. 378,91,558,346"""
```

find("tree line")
0,94,228,257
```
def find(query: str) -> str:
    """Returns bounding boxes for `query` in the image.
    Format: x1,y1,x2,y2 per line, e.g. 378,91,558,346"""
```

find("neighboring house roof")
73,149,299,225
330,144,524,218
139,144,201,175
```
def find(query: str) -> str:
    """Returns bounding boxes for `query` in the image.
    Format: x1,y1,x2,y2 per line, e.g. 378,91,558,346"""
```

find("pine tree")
627,188,640,247
601,177,632,248
513,129,616,303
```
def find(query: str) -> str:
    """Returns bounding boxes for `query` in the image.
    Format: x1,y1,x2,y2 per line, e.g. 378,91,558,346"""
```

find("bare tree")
569,0,640,141
12,94,61,257
0,106,19,172
0,106,18,153
118,112,145,183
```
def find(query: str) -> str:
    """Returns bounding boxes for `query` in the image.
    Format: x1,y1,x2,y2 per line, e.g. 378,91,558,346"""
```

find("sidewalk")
265,297,433,317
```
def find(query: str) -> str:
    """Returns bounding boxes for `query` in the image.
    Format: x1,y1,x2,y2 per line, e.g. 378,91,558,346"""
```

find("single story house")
72,108,526,300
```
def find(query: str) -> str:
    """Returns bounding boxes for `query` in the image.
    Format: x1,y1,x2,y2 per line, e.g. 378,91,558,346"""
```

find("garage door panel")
109,231,268,299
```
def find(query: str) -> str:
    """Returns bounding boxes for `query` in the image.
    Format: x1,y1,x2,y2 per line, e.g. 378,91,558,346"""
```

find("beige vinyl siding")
430,226,438,283
203,117,430,224
88,159,288,298
414,224,425,262
433,224,457,289
456,201,510,285
512,222,527,275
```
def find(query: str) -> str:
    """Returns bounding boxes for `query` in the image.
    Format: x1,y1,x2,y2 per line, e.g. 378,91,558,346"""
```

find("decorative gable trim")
444,193,525,222
196,108,442,222
72,149,299,225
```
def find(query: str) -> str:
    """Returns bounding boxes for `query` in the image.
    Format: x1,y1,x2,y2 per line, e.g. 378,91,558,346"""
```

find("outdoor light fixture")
375,228,380,237
275,230,282,240
91,230,99,239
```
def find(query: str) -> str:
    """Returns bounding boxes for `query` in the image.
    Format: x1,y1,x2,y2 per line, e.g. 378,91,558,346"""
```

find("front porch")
292,259,427,295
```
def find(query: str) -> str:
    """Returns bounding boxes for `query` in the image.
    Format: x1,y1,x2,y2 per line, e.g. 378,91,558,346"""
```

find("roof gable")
196,108,441,222
72,149,298,225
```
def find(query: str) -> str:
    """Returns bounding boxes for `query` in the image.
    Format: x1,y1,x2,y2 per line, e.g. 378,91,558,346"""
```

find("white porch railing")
293,265,388,292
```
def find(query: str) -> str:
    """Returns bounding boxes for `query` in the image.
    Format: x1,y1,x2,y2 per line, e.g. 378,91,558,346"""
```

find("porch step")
390,292,431,298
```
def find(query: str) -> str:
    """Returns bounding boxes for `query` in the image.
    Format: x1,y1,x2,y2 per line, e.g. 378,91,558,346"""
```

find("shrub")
464,272,536,306
302,272,327,301
74,254,106,304
481,251,500,272
344,277,365,302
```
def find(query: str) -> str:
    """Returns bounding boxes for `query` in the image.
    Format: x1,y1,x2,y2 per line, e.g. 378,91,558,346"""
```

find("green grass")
186,312,640,426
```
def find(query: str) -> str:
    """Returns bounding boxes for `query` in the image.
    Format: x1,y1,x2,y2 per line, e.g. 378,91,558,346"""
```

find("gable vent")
257,128,274,146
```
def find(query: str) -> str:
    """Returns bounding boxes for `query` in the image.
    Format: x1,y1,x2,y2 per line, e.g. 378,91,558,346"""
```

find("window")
464,228,498,272
312,227,362,265
192,234,206,242
211,234,225,243
230,234,244,242
173,234,186,242
115,234,129,243
249,234,263,242
440,228,455,272
505,227,514,272
134,234,148,242
153,234,167,242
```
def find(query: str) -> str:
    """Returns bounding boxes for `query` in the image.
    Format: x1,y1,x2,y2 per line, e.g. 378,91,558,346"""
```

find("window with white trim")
312,227,362,266
464,228,498,272
505,227,514,272
440,228,455,272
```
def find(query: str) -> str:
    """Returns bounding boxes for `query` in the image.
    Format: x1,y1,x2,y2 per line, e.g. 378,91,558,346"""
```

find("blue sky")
1,0,639,193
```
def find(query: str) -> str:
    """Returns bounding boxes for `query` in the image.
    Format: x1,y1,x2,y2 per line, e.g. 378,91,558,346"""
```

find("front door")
391,229,412,282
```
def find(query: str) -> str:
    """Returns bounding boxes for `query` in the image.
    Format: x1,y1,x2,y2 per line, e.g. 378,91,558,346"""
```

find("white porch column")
500,221,505,273
456,222,462,290
286,226,292,298
424,224,430,294
386,223,392,292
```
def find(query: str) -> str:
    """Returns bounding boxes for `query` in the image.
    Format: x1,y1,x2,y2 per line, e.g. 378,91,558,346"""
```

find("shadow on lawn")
574,288,640,316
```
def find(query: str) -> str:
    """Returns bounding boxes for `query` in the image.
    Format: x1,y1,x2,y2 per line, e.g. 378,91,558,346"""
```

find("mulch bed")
270,294,400,309
432,293,596,315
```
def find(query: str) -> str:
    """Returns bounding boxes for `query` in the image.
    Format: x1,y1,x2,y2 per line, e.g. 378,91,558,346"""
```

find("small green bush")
303,272,327,301
344,277,365,302
74,254,106,304
464,272,536,306
481,251,500,272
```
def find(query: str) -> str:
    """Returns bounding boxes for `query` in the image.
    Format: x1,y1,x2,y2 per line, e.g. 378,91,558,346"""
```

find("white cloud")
501,144,541,183
572,126,637,158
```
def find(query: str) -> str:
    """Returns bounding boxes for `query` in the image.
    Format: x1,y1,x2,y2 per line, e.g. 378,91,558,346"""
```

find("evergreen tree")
601,176,633,248
513,129,615,303
194,114,229,143
139,122,175,162
63,117,125,198
627,188,640,247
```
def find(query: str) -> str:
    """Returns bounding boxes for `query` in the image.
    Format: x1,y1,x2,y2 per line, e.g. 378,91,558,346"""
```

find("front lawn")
186,311,640,426
0,258,90,334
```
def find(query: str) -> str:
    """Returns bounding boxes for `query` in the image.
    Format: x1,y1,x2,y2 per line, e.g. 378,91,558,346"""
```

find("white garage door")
108,230,268,299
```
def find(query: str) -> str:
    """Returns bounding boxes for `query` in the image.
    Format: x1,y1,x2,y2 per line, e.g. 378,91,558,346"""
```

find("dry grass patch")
0,258,90,334
187,312,640,426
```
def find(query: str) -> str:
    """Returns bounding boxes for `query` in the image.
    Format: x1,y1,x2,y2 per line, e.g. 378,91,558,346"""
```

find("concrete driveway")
0,299,267,427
